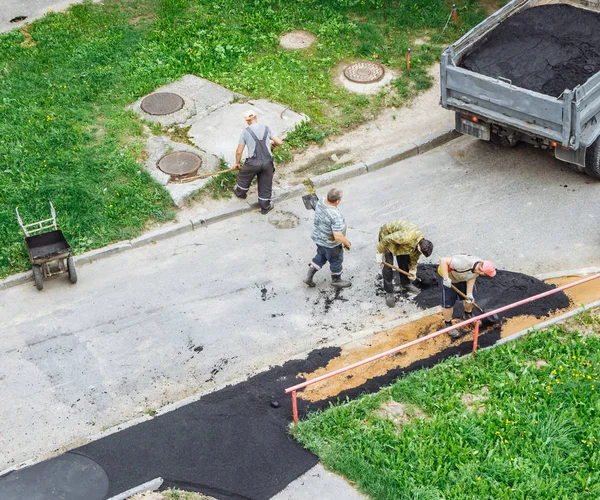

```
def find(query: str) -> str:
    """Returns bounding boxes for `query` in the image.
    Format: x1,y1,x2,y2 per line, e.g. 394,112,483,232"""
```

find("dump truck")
440,0,600,179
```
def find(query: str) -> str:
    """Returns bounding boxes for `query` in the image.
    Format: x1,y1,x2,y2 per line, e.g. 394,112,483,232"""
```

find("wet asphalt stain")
256,283,276,301
313,288,349,313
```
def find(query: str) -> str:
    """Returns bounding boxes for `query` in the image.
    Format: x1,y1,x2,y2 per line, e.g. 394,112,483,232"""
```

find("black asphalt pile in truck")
440,0,600,179
461,5,600,98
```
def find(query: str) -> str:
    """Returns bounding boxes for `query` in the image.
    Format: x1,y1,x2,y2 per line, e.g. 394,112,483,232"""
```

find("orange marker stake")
453,4,458,24
407,48,411,72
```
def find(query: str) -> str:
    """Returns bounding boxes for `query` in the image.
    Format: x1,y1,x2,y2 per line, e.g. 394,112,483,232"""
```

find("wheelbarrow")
16,201,77,291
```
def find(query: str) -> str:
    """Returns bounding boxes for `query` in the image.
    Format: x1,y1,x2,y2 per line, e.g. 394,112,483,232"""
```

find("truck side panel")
576,72,600,148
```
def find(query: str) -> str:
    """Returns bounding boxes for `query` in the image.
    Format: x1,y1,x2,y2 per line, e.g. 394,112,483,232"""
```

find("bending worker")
233,109,283,215
375,219,433,307
438,255,496,339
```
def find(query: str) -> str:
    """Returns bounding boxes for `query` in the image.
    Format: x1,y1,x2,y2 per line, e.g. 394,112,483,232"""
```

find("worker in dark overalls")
234,109,283,214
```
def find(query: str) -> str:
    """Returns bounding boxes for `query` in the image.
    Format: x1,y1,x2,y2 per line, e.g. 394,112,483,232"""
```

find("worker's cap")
243,109,257,120
480,261,497,277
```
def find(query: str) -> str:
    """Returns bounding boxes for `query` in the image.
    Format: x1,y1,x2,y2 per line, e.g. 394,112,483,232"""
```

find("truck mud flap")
455,113,491,141
554,144,586,168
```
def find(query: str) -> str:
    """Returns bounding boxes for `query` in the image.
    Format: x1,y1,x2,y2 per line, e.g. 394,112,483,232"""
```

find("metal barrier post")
472,320,480,353
292,391,298,425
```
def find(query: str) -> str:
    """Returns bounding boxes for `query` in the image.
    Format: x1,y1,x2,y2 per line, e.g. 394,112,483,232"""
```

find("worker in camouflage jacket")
375,219,433,307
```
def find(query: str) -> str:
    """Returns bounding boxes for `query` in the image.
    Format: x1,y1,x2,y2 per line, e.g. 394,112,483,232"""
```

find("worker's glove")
442,277,452,288
375,253,383,264
465,293,474,304
408,269,417,281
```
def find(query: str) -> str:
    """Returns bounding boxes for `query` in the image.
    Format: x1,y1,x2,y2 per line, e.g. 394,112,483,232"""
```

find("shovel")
302,193,319,210
381,261,422,286
173,167,239,184
450,284,500,327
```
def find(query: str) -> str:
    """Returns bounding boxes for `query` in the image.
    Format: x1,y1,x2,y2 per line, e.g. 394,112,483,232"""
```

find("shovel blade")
480,313,500,327
302,193,319,210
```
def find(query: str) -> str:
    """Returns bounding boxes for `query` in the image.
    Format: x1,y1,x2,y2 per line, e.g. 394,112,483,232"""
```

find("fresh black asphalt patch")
0,272,569,500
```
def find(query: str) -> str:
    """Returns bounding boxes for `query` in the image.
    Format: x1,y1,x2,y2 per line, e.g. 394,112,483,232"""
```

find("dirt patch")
525,359,549,370
461,4,600,97
292,148,351,176
461,386,489,414
131,491,214,499
374,400,429,428
279,30,316,50
268,211,299,229
20,26,36,48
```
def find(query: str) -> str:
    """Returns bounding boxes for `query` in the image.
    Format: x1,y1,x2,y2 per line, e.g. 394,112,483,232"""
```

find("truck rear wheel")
490,131,519,148
585,137,600,180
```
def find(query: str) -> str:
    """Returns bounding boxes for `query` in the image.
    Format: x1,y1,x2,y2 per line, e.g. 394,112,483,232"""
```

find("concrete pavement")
0,0,97,33
1,136,599,473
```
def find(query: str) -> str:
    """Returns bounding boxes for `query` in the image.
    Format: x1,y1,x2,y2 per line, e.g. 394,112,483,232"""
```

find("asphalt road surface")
1,136,598,470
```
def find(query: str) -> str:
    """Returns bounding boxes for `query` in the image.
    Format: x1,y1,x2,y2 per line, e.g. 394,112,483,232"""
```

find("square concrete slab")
189,98,308,166
144,135,221,207
131,75,241,127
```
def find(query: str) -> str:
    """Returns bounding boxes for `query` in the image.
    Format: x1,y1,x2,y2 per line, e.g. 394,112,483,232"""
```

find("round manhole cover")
141,92,185,116
343,61,385,84
157,151,202,179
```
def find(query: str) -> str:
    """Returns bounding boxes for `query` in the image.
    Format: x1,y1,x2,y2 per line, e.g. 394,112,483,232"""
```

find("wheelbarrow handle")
450,283,485,314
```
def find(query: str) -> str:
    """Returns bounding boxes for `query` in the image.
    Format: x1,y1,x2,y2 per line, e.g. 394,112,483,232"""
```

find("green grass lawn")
293,310,600,499
0,0,487,278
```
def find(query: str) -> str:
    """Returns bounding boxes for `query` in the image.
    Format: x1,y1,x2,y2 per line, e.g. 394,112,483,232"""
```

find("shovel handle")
382,261,413,279
174,167,239,183
450,284,485,314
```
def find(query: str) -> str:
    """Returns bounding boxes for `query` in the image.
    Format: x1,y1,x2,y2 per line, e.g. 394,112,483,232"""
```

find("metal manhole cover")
157,151,202,179
141,92,185,116
343,61,385,84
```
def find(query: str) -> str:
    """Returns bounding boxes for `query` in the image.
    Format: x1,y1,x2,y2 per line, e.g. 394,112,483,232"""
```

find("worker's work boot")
261,203,274,215
463,311,473,320
331,274,352,288
303,266,317,287
445,321,461,339
402,282,420,295
385,292,395,308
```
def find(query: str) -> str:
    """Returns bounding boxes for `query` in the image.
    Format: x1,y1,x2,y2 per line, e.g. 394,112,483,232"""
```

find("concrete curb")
535,267,600,280
108,477,164,500
0,127,459,292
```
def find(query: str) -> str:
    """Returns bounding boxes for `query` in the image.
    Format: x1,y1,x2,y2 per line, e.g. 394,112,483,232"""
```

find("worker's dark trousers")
234,159,274,210
383,253,410,293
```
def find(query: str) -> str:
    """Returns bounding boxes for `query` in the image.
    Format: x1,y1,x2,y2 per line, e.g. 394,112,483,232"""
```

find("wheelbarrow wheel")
33,265,44,291
67,257,77,284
